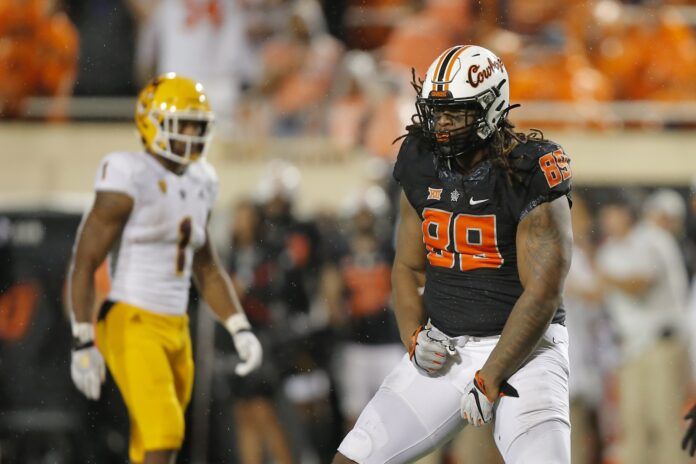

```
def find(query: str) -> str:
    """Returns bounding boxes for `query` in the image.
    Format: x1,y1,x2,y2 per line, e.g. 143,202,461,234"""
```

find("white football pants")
337,323,571,463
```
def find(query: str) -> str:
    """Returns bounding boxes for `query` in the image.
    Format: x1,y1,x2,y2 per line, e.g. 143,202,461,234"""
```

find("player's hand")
225,313,263,377
232,330,263,376
682,403,696,456
461,370,519,427
70,323,105,400
408,325,451,375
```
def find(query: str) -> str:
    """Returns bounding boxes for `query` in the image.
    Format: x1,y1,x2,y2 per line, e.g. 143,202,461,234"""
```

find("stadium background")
1,0,696,463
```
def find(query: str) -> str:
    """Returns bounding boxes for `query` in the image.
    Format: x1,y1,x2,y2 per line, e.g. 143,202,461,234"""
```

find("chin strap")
499,103,521,121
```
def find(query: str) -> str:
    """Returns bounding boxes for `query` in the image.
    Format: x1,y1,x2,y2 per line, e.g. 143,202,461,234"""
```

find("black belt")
97,299,116,322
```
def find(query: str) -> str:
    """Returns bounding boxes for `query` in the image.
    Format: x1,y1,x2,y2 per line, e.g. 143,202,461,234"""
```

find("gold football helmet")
135,73,214,164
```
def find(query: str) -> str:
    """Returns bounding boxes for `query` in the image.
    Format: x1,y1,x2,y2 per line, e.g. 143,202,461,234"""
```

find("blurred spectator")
259,0,343,135
643,188,687,238
239,0,291,47
686,181,696,386
511,49,613,103
0,216,13,294
133,0,259,129
326,47,413,160
253,159,341,462
343,0,413,50
381,0,471,79
326,51,375,152
317,0,347,42
590,1,696,101
362,69,414,161
322,186,403,428
67,0,134,96
224,199,294,464
0,0,78,119
255,160,323,321
563,195,604,464
642,189,689,308
504,0,567,41
596,191,689,464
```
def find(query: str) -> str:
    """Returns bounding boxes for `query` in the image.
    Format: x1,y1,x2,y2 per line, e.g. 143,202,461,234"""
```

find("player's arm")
392,191,427,348
192,229,246,321
320,263,346,327
69,191,133,324
68,191,132,400
478,196,573,397
192,229,262,376
392,192,449,375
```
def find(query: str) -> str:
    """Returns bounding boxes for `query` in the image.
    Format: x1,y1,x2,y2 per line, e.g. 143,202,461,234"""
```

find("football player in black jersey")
334,45,573,463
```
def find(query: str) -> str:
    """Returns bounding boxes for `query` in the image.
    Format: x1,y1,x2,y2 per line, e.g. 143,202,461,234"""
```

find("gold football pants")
96,301,193,463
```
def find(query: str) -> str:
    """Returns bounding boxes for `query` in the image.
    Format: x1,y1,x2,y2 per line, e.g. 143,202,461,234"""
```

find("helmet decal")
467,57,505,89
431,45,470,92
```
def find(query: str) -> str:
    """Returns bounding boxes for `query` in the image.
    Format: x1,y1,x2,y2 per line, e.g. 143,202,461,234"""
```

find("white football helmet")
416,45,510,160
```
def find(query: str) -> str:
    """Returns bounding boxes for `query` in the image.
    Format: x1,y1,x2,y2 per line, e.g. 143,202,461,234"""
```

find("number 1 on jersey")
176,217,192,276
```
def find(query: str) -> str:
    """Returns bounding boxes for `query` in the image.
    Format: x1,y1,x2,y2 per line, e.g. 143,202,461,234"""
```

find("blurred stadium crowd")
1,0,696,463
2,0,696,131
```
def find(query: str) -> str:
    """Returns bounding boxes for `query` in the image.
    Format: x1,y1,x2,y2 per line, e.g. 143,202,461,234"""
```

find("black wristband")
72,339,95,350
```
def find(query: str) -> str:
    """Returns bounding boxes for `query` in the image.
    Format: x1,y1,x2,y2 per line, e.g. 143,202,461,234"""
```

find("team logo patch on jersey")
450,189,460,202
158,180,167,194
427,187,443,200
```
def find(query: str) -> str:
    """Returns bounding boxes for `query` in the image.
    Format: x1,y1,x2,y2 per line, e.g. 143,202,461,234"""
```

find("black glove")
682,403,696,456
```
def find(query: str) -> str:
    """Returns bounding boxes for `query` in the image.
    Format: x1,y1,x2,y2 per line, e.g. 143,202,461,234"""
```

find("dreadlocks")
393,68,545,185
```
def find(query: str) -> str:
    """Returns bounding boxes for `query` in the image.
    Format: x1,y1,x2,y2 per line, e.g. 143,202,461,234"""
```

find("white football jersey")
94,151,218,315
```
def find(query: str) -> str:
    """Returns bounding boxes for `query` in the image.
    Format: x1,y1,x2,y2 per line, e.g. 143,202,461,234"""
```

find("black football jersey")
393,133,572,337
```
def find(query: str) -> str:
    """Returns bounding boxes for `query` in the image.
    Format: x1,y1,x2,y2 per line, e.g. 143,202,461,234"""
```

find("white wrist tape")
224,313,251,335
72,322,95,344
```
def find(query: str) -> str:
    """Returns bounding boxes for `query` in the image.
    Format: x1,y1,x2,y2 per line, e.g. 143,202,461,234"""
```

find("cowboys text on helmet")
468,56,505,89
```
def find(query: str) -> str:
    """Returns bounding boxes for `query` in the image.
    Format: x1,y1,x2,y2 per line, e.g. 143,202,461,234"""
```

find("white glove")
460,371,494,426
408,325,452,375
225,313,263,377
70,323,106,400
460,371,519,427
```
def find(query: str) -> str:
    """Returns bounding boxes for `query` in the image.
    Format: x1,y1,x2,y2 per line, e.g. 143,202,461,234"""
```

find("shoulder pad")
101,151,147,170
393,133,432,185
509,139,565,172
515,139,572,220
190,159,219,186
189,159,219,209
94,152,148,198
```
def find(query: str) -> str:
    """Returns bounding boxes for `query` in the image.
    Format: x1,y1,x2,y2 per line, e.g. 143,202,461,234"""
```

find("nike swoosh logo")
469,197,488,205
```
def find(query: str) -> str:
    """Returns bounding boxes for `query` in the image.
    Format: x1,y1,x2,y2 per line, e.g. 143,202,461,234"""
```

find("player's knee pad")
338,426,374,462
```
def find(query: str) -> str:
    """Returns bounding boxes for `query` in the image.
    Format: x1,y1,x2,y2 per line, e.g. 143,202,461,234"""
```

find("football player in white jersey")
68,73,263,464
